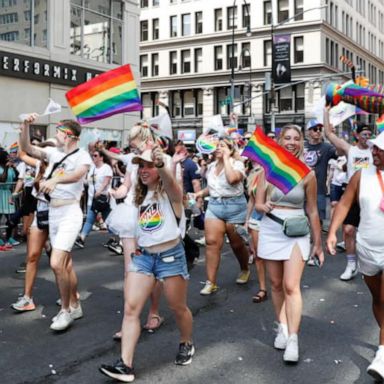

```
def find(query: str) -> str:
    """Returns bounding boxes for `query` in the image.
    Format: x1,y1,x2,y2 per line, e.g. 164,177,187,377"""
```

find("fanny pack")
266,212,310,238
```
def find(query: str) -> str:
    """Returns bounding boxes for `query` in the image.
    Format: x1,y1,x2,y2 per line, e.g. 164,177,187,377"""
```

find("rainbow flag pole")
242,127,311,194
65,64,142,124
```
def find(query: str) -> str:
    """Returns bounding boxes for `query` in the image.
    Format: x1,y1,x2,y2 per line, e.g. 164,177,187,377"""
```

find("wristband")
155,162,165,168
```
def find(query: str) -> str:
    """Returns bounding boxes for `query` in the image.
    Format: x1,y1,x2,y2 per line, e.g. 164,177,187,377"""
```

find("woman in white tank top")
327,132,384,382
100,147,194,382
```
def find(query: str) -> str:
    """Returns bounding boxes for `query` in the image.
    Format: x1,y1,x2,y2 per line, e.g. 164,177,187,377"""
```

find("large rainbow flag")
66,64,142,124
376,114,384,133
242,127,310,194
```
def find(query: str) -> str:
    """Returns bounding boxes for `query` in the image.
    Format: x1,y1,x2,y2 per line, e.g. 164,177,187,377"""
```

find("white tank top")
357,165,384,252
136,191,186,247
347,145,372,181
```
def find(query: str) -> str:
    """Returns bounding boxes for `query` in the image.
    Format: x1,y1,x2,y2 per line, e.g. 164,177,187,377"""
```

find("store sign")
272,33,291,84
177,130,196,143
0,50,102,86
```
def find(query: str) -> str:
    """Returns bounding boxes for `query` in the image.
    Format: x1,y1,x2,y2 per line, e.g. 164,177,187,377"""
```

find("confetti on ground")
49,364,53,368
320,299,325,302
51,369,57,375
334,360,342,365
357,291,364,295
238,357,243,361
330,320,335,324
303,285,309,289
116,310,121,314
353,305,359,308
304,358,313,363
229,309,234,313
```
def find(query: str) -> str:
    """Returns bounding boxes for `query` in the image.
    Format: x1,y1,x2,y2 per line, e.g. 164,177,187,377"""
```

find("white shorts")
105,202,138,239
357,242,384,276
49,204,83,252
248,218,261,231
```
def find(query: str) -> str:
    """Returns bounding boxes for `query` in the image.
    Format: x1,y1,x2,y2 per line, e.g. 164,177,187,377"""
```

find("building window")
197,89,203,115
181,49,191,73
140,0,148,8
152,18,159,39
140,20,148,41
182,13,191,36
241,42,251,68
172,91,181,117
214,45,223,70
170,51,177,74
242,3,250,28
140,55,148,77
184,91,195,116
294,36,303,63
279,86,292,111
151,53,159,76
278,0,289,24
263,40,272,66
264,1,272,25
170,15,177,37
295,84,304,111
214,8,223,31
0,0,48,47
152,0,159,6
227,44,238,70
194,48,202,72
227,6,237,29
195,11,203,34
294,0,303,21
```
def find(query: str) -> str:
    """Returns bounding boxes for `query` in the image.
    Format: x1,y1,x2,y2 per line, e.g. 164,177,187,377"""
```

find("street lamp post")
269,4,328,132
230,0,251,114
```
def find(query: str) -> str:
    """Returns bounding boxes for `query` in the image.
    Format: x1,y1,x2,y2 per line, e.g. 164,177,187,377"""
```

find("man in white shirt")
20,115,92,332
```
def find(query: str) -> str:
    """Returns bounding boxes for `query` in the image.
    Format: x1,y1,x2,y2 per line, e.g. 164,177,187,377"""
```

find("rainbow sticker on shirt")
53,165,66,178
139,203,164,232
352,156,370,171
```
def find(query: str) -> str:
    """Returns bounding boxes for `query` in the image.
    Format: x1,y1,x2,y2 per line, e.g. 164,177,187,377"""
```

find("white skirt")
105,202,138,239
258,208,310,261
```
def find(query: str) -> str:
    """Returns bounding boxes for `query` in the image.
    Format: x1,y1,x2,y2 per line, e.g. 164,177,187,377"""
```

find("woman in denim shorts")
194,137,250,295
100,147,194,383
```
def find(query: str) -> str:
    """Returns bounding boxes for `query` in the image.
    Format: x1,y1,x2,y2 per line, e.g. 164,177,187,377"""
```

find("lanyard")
377,169,384,194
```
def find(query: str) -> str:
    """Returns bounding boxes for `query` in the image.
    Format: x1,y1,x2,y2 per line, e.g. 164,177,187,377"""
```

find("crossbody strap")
266,212,285,226
46,148,80,181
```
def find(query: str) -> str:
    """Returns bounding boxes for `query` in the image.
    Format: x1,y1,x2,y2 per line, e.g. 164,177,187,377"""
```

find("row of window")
141,0,194,7
140,37,304,78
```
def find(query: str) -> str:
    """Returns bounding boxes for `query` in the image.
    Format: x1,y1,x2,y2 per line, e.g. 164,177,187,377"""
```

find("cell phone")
314,256,321,267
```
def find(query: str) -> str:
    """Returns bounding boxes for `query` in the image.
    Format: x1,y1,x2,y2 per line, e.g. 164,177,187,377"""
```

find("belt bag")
266,212,310,238
91,194,110,213
36,209,49,230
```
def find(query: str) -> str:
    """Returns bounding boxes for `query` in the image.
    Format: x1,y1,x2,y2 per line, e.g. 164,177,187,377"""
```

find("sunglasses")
311,126,322,133
360,132,372,138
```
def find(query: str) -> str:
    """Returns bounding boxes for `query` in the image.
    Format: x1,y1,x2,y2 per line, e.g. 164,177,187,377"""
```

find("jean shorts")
128,241,189,281
330,184,344,202
205,195,247,224
317,194,326,221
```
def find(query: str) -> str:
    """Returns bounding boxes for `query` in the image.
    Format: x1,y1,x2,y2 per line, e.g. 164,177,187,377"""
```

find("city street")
0,230,380,384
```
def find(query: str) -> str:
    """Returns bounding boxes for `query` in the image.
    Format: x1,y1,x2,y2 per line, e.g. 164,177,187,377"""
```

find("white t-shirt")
206,159,245,198
347,146,372,181
45,147,92,200
17,161,36,188
87,163,113,203
329,156,347,186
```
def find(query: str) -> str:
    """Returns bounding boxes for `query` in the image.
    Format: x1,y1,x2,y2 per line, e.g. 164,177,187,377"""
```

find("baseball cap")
109,147,121,154
306,119,323,130
132,149,154,164
368,131,384,150
355,122,372,134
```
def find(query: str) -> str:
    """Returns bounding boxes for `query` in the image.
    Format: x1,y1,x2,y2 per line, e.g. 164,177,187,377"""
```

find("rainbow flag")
242,127,310,194
65,64,142,124
376,114,384,133
8,142,18,153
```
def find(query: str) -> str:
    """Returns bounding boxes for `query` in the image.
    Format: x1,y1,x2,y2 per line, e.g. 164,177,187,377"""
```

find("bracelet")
155,162,165,168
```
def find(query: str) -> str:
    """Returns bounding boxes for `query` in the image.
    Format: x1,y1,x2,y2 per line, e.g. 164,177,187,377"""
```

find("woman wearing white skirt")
255,125,324,363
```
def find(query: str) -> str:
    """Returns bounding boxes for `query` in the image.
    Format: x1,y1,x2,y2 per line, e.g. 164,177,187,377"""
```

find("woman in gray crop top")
255,125,324,364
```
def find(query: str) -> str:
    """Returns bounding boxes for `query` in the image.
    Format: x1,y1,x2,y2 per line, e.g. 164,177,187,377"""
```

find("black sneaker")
16,262,26,274
99,358,135,383
175,342,195,366
103,237,117,248
108,243,123,255
74,237,85,249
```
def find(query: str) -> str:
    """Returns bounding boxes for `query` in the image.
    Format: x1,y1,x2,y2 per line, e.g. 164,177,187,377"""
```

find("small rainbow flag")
242,127,310,194
377,114,384,133
8,142,18,153
65,64,142,124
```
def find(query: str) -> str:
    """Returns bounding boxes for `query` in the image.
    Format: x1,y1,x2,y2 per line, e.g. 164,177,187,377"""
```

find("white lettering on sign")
13,58,20,71
43,64,50,76
85,72,93,81
33,62,40,75
63,67,68,79
3,56,9,69
24,60,30,73
53,65,61,78
71,69,77,81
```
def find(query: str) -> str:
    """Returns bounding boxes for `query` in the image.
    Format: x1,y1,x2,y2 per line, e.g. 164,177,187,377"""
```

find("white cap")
368,131,384,151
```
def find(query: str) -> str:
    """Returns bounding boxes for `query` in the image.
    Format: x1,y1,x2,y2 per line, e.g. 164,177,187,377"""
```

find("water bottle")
187,193,201,216
235,224,250,245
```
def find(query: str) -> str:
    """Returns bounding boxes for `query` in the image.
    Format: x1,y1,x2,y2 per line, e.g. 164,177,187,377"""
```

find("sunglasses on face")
360,132,372,138
311,126,322,133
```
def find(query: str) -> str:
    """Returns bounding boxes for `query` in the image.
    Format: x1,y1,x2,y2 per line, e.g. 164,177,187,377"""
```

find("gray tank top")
270,182,305,208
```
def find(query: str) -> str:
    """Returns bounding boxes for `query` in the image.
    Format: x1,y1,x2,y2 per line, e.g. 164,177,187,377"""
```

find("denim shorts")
128,241,189,281
330,184,344,202
205,195,247,224
317,194,327,220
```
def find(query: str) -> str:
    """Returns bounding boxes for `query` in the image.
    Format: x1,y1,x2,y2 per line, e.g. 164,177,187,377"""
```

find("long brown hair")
134,174,165,207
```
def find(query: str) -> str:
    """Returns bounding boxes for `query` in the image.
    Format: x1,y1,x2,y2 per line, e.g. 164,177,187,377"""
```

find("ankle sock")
280,323,288,338
346,254,356,264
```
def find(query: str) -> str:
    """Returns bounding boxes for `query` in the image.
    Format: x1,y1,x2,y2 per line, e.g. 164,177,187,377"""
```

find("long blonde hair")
129,122,154,145
278,124,304,160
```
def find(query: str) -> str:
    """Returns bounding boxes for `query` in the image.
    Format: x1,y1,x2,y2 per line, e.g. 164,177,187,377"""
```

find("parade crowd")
3,110,384,383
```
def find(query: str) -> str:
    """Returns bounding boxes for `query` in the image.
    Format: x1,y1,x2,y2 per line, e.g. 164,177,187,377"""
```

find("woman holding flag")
252,125,323,363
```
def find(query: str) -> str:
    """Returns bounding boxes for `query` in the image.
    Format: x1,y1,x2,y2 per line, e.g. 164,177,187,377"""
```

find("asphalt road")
0,229,380,384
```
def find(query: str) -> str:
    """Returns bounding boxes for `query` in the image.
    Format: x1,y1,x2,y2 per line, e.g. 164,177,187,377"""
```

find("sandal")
112,331,122,341
252,289,268,303
143,315,164,333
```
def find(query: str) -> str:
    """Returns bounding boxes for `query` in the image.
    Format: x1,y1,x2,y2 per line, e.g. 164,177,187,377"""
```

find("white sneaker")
367,347,384,382
195,237,206,246
52,303,83,322
50,309,73,331
200,281,218,296
283,334,299,363
336,241,346,251
274,323,288,350
339,262,358,281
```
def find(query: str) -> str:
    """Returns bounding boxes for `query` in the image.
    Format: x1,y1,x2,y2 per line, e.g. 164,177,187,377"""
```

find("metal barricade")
0,182,21,229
